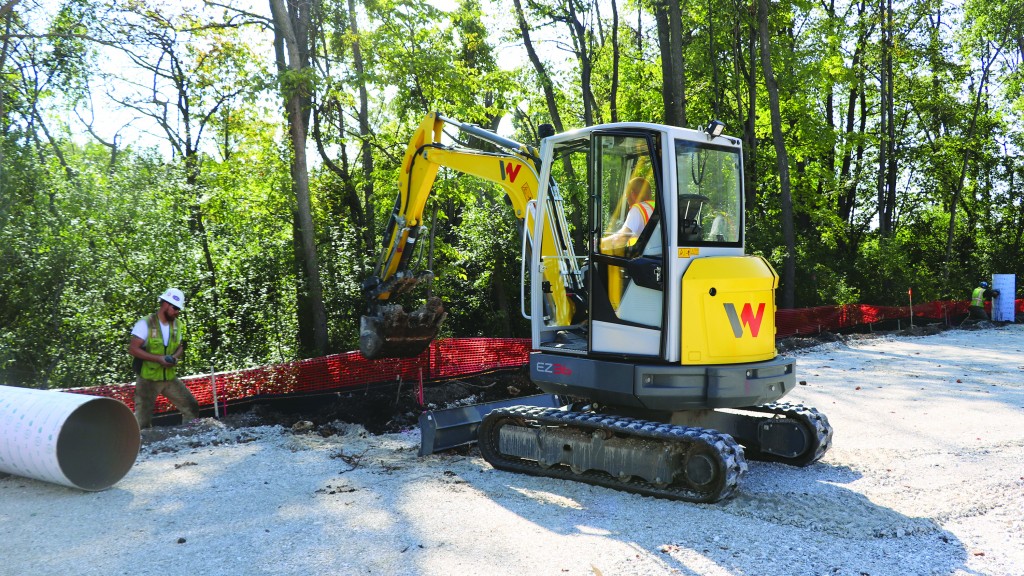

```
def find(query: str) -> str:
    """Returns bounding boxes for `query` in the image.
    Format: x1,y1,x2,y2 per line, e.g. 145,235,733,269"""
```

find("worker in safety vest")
601,177,655,251
968,281,1000,321
128,288,199,428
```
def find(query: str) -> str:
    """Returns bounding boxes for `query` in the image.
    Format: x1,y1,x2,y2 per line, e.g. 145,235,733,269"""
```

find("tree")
512,0,568,132
757,0,795,308
653,0,686,127
270,0,330,356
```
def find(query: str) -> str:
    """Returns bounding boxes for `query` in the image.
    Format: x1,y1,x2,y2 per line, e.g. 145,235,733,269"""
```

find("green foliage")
5,0,1024,389
433,184,530,338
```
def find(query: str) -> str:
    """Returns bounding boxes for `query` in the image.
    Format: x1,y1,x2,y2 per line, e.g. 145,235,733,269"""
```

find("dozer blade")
418,394,562,456
359,297,447,359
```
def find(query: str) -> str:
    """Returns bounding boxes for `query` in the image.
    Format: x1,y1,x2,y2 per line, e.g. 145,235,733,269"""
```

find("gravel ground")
2,325,1023,576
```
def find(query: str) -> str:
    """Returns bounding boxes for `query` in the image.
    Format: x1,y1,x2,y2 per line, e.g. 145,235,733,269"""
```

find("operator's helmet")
159,288,186,311
981,281,989,289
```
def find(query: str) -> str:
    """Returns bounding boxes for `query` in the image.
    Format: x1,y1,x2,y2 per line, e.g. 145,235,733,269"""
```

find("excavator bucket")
359,297,447,359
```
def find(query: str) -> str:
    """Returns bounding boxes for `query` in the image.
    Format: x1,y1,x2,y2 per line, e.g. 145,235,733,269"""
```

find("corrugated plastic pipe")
0,385,140,491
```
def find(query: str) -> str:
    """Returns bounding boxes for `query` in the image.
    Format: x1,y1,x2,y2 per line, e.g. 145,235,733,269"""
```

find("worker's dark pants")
968,305,989,321
134,376,200,428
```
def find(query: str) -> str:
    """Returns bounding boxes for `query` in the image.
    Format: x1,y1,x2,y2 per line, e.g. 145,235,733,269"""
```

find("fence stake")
908,288,914,328
417,367,424,408
211,366,219,419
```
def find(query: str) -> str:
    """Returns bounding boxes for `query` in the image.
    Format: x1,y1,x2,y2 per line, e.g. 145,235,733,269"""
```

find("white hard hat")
159,288,186,311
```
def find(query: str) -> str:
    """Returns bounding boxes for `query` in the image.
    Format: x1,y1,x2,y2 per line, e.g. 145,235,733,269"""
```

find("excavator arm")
359,112,578,359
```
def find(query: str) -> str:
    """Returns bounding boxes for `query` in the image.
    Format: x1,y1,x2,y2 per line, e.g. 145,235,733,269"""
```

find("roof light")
705,120,725,138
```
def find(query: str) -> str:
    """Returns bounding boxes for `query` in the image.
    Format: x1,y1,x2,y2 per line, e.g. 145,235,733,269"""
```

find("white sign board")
991,274,1016,322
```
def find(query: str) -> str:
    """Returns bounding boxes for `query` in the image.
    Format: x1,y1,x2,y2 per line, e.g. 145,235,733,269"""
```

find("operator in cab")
601,176,654,252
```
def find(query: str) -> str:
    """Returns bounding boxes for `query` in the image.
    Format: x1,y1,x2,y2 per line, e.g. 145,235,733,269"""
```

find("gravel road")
2,325,1023,576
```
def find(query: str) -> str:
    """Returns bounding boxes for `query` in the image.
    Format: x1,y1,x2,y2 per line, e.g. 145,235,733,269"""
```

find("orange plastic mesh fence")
72,300,1020,414
776,299,1021,337
75,337,532,415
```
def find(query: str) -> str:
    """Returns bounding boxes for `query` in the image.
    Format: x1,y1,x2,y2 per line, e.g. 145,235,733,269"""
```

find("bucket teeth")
359,297,446,359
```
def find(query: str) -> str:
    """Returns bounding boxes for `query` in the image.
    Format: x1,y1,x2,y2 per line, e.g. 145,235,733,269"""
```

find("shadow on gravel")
466,459,969,576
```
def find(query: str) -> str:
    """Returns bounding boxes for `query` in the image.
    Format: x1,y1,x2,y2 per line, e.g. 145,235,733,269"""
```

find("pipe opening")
56,397,140,491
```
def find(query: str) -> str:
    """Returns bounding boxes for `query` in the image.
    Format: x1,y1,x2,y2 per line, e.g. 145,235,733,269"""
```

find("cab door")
588,131,665,357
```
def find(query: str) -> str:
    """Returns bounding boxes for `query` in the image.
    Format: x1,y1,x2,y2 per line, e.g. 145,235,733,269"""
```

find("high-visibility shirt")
971,287,986,307
139,313,185,381
636,200,655,226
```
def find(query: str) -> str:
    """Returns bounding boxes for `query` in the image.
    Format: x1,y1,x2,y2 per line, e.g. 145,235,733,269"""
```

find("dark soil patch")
312,367,537,434
145,367,540,442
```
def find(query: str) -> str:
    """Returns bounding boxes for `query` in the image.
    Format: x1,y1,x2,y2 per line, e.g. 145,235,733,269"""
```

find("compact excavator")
359,111,833,503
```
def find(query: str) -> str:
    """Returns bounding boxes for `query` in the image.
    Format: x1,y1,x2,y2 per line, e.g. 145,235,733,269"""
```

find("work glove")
164,355,177,365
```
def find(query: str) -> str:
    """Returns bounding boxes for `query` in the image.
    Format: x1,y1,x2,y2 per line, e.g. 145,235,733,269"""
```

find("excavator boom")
360,112,579,359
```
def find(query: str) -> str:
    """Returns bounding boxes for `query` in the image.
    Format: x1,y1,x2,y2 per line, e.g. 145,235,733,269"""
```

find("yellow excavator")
360,111,833,502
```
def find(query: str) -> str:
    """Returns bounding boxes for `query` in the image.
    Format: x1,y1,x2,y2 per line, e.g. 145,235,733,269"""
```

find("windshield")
674,140,742,246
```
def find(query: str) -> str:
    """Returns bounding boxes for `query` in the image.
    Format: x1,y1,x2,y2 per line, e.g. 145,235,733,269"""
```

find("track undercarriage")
477,402,833,503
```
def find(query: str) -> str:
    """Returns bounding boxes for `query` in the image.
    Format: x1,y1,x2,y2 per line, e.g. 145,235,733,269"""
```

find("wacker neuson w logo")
724,303,766,337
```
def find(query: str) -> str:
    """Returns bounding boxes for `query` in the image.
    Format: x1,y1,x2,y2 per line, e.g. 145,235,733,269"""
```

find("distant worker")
602,177,654,250
968,281,1000,321
129,288,199,428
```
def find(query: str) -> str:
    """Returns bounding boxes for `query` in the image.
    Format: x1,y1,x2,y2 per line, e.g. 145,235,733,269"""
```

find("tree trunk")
182,151,222,356
757,0,796,308
610,0,620,123
740,2,758,225
270,0,329,355
565,0,596,125
655,0,686,127
709,0,720,117
348,0,375,262
512,0,566,133
838,3,867,226
1,8,11,199
877,0,897,237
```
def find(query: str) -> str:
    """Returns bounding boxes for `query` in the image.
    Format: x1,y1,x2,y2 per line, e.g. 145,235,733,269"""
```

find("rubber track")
478,405,748,503
741,402,834,466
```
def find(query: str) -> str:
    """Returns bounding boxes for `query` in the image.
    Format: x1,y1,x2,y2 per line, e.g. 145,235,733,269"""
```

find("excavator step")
418,394,562,456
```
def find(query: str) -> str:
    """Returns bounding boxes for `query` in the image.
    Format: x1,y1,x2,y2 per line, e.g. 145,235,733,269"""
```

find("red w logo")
724,302,766,338
505,162,522,183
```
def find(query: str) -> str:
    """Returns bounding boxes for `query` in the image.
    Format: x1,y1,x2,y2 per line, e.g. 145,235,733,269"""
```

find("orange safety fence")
777,299,1022,337
71,299,1021,415
73,337,533,415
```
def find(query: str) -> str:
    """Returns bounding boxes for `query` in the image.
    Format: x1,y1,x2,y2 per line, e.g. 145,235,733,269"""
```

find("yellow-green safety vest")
140,313,185,381
971,287,986,308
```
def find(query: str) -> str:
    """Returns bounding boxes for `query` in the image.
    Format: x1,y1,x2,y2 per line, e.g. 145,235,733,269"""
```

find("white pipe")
0,385,140,491
992,274,1016,322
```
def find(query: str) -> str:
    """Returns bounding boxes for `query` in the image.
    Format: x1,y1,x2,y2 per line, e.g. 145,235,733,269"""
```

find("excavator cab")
530,125,747,362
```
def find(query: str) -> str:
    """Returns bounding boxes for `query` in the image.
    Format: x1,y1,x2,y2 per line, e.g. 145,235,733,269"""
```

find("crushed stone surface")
2,325,1024,575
